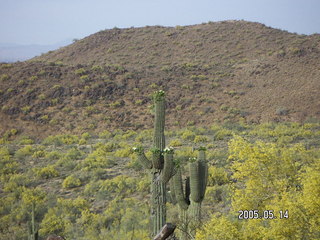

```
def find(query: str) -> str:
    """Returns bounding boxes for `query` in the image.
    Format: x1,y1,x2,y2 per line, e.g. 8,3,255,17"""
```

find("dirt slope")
0,20,319,138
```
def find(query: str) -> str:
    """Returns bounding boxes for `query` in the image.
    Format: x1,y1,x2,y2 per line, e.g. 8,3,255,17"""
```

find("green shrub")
91,65,103,72
99,175,138,196
32,150,46,158
35,165,59,179
75,68,86,75
3,173,29,192
45,151,61,160
1,129,17,139
62,175,81,189
220,104,229,111
51,98,58,105
81,132,91,140
43,134,79,146
49,119,59,126
126,155,143,171
37,70,46,76
109,100,123,108
191,74,207,81
214,129,234,140
175,146,196,162
80,144,116,170
78,138,87,145
206,150,228,165
114,147,132,157
181,129,196,141
66,147,83,160
169,139,183,147
39,208,69,237
0,74,10,81
0,138,7,144
194,135,209,143
135,129,153,142
80,75,89,82
0,147,19,177
205,185,229,204
121,130,137,140
181,62,199,71
38,94,46,100
99,130,112,139
208,166,229,186
18,136,34,145
187,120,195,126
14,145,34,160
96,141,119,152
6,88,14,93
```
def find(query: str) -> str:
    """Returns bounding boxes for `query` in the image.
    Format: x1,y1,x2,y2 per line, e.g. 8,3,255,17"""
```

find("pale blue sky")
1,0,320,45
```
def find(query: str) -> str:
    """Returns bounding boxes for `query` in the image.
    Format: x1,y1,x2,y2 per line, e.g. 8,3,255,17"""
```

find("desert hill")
0,20,320,138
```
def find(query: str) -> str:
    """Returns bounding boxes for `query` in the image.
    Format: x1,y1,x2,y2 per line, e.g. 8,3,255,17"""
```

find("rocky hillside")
0,20,320,138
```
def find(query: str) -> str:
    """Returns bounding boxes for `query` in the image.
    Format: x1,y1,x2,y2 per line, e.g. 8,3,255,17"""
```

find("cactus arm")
173,169,189,210
162,148,174,183
168,178,177,204
198,149,208,200
138,152,153,169
199,161,208,200
189,161,201,202
134,148,153,169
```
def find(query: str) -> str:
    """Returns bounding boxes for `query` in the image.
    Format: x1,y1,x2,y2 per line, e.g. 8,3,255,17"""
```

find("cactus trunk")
151,171,166,236
151,93,166,236
154,96,165,151
179,208,189,240
189,200,201,223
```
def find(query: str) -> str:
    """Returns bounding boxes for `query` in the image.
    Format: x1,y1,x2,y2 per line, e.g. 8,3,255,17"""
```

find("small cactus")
171,148,208,239
28,202,39,240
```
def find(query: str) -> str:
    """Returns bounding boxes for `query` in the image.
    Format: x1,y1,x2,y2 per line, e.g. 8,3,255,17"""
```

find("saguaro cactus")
171,147,208,239
133,90,175,237
28,202,39,240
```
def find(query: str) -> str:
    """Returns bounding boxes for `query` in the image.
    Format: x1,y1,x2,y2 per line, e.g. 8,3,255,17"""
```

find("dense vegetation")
0,121,319,239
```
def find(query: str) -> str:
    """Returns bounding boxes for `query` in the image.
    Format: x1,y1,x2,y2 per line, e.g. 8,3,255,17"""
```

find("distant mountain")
0,40,72,62
0,20,319,138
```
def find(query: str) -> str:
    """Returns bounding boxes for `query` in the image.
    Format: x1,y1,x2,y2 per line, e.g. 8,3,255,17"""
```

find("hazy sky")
1,0,320,45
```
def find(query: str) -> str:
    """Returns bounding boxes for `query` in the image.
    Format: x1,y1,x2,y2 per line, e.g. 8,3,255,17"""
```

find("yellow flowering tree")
196,135,320,239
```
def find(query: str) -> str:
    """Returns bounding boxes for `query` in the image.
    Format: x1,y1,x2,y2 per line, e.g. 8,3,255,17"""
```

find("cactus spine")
171,148,208,239
133,90,175,237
